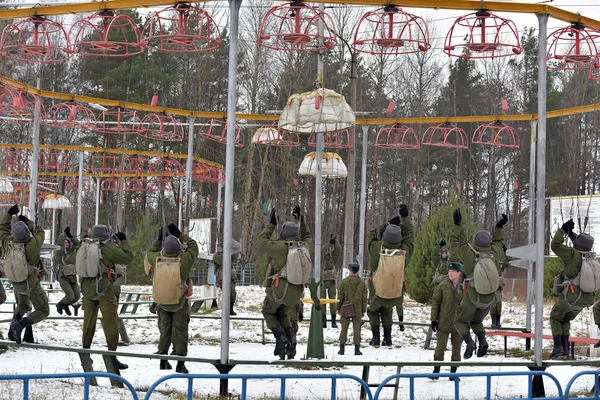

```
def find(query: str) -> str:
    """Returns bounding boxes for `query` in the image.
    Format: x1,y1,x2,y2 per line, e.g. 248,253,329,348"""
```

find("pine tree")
404,191,478,304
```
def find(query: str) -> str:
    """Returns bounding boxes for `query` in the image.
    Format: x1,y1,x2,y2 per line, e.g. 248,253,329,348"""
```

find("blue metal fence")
564,370,600,399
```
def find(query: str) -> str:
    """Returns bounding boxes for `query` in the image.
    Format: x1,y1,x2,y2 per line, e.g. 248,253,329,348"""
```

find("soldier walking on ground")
54,226,81,316
337,262,367,356
430,262,464,380
321,234,341,329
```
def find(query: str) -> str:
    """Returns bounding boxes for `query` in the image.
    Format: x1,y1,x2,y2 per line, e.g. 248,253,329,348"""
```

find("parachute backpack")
3,242,34,283
76,237,110,278
372,246,406,299
279,241,312,285
152,253,186,305
467,243,499,295
576,253,600,293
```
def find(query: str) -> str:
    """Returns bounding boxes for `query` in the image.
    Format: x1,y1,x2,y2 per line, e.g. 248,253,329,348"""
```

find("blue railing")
373,371,563,400
143,373,374,400
564,370,600,399
0,372,139,400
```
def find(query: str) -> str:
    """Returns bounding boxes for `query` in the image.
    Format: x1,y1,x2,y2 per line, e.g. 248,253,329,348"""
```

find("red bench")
486,330,600,359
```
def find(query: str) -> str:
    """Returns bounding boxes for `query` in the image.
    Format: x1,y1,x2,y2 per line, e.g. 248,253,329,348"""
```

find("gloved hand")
431,321,438,332
388,216,401,226
168,223,181,238
298,314,304,322
502,243,507,253
292,205,303,222
269,208,277,226
329,234,335,245
8,204,19,216
496,213,508,228
18,215,29,223
438,239,446,247
64,226,72,239
453,208,462,226
399,204,409,218
561,219,575,235
115,232,127,241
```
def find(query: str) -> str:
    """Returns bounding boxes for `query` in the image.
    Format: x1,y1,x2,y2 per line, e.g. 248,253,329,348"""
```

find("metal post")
95,178,101,225
220,0,242,366
178,177,183,229
314,133,323,281
184,117,195,231
526,120,537,337
77,151,84,237
51,208,56,246
358,125,368,273
534,13,548,367
28,81,41,218
216,171,223,252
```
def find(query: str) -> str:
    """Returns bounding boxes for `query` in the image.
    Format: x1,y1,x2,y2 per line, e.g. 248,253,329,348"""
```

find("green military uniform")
0,214,48,325
431,276,464,362
213,252,238,313
67,233,133,351
321,239,341,326
147,234,199,358
288,300,304,335
490,251,508,328
549,229,595,340
367,218,414,345
54,232,81,309
338,274,368,349
112,265,126,301
431,245,450,284
260,219,312,359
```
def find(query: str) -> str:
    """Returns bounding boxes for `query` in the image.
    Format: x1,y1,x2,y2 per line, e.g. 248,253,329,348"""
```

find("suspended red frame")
375,124,420,150
258,1,337,51
0,88,45,124
0,148,29,171
547,22,600,71
94,107,141,135
192,163,221,183
64,177,92,192
472,121,520,149
422,123,468,149
591,61,600,81
46,102,96,129
69,10,144,57
0,16,70,63
198,119,244,147
150,176,178,192
353,6,430,55
123,177,150,192
252,123,300,147
444,10,522,59
141,3,222,53
38,150,70,172
100,178,121,192
120,156,150,174
139,113,184,142
88,154,120,174
307,130,352,149
149,157,185,175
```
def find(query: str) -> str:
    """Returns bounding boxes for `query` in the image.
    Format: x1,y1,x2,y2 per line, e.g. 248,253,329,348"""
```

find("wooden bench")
486,330,600,359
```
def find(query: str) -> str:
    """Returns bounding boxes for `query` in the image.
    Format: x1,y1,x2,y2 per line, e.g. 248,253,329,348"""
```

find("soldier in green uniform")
337,262,367,356
432,241,451,284
430,262,464,380
260,206,312,360
112,265,126,302
321,234,341,328
213,239,241,316
286,300,304,359
367,205,414,347
549,219,596,359
1,204,48,344
67,224,133,370
147,223,199,373
54,227,81,316
450,209,505,359
0,274,5,339
490,244,509,328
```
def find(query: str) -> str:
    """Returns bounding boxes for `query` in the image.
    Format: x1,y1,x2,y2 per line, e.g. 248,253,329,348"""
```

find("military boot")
284,326,297,360
116,359,129,370
63,304,72,316
449,366,459,381
270,326,288,358
149,302,157,314
230,302,237,316
338,344,345,355
490,314,498,328
23,325,34,343
382,326,393,346
476,331,489,357
370,325,380,347
160,360,172,370
496,313,502,328
72,303,81,316
354,344,362,356
331,314,337,328
9,317,32,344
429,366,440,380
561,336,570,358
56,302,64,315
322,314,327,329
462,333,476,359
176,361,188,374
549,335,566,359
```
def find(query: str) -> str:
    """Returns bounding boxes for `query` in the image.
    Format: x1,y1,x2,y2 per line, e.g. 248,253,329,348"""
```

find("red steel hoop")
123,177,150,192
38,150,70,172
375,124,420,150
46,102,96,129
100,178,121,192
192,163,221,183
444,10,522,59
252,123,300,147
422,123,468,149
89,154,120,174
142,3,222,53
149,158,185,175
353,6,430,55
0,88,45,124
591,62,600,81
69,10,143,57
0,16,70,62
198,119,244,147
95,107,141,135
120,156,150,174
64,177,92,192
472,121,520,148
150,176,178,192
307,130,352,149
0,148,29,170
547,23,600,71
139,113,184,142
258,1,337,51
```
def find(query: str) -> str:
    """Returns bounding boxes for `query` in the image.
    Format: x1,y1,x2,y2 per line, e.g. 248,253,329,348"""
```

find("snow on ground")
0,285,599,399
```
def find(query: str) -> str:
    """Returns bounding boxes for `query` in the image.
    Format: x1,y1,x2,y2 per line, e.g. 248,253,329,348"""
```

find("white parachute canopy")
0,176,14,193
252,127,282,144
42,194,72,209
279,88,355,134
298,152,347,178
